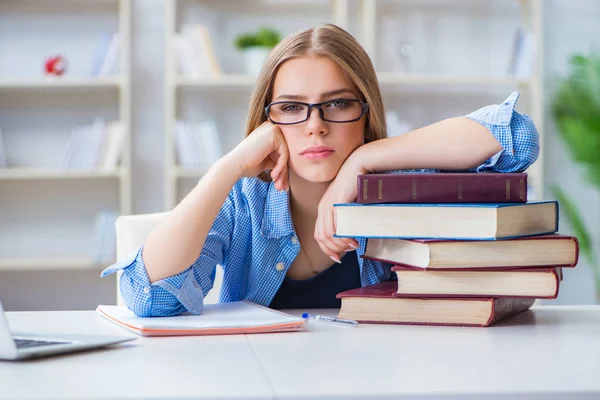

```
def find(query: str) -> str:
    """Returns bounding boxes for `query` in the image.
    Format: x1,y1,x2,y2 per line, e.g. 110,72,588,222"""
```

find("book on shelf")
174,24,221,79
362,234,579,270
391,266,561,299
336,281,535,327
90,32,121,77
62,119,125,171
357,172,527,204
91,210,119,265
507,27,535,79
175,120,223,168
334,201,558,240
0,126,6,168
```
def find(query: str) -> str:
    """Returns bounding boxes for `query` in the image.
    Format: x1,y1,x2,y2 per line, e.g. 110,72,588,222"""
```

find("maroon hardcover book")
336,281,535,327
357,172,527,204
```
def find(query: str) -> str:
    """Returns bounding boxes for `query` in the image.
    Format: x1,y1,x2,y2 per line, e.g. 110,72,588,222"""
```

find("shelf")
376,73,530,87
0,257,112,271
176,75,257,89
175,73,530,90
0,77,123,91
0,168,124,181
173,166,211,178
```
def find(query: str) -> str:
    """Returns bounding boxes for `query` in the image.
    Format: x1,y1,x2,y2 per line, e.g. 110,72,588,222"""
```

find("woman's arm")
358,91,539,173
143,122,289,283
142,156,242,283
358,117,502,172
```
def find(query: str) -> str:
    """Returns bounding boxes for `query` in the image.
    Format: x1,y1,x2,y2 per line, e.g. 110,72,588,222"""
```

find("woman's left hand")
314,152,365,263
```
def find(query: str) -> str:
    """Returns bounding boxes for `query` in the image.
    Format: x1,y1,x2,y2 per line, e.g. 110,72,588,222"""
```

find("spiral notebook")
97,301,306,337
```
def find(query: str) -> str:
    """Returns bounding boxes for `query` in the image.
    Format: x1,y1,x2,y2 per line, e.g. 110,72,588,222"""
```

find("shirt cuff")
100,246,204,316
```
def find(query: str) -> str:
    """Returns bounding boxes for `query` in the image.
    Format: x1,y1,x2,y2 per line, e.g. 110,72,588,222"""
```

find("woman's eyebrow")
273,88,356,101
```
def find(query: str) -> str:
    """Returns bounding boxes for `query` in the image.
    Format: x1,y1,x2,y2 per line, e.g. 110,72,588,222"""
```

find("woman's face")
270,56,366,183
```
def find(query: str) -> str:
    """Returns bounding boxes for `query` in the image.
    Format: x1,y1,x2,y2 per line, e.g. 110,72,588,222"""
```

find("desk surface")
1,305,600,400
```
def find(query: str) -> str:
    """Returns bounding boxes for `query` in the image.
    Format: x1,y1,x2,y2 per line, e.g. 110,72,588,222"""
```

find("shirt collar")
261,182,295,239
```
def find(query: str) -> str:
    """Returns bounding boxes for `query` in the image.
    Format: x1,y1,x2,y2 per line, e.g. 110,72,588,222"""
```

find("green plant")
235,27,281,50
550,51,600,292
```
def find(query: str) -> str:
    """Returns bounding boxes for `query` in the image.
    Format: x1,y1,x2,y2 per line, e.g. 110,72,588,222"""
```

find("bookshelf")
165,0,544,209
0,0,132,271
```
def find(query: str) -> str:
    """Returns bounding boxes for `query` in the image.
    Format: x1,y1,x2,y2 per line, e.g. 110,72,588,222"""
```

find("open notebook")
96,301,306,336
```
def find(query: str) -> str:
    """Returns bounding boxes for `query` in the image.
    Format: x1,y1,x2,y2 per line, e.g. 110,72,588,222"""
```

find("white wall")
1,0,599,310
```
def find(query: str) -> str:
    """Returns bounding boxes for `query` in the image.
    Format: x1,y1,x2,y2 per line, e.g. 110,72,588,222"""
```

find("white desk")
1,306,600,400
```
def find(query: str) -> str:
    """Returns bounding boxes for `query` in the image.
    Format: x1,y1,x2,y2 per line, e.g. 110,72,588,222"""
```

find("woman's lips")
301,150,335,159
300,146,335,159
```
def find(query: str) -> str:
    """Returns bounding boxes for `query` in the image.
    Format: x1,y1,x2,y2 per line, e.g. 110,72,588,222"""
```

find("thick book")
363,234,579,270
357,172,527,204
96,301,306,336
334,201,558,240
336,281,535,327
391,266,560,299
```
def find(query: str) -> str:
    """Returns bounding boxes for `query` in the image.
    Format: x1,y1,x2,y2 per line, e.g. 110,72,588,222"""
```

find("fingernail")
330,256,342,264
349,243,358,249
345,247,356,252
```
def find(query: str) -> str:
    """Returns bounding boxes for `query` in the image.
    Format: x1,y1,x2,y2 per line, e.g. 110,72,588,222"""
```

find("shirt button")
143,286,150,294
275,262,285,271
291,236,299,245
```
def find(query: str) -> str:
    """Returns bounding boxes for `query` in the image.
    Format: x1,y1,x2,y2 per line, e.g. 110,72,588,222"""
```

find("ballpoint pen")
301,312,358,326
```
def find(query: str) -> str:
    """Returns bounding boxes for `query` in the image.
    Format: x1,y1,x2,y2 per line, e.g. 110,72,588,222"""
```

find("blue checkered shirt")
101,91,540,317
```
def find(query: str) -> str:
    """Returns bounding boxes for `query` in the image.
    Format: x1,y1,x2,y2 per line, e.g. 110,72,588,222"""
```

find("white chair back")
114,212,222,305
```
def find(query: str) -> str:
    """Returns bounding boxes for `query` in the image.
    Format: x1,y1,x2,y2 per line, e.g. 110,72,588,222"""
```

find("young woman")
102,24,539,317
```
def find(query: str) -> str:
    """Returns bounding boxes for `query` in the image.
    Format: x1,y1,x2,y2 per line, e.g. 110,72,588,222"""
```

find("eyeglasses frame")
264,98,369,125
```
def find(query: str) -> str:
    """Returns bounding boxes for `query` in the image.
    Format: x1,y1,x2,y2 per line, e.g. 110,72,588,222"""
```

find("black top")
269,251,362,309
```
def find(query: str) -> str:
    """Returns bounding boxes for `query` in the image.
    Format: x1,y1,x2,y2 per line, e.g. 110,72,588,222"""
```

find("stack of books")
333,172,579,327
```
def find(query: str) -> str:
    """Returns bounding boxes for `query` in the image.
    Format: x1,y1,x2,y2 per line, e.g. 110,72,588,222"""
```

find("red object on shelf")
44,55,68,76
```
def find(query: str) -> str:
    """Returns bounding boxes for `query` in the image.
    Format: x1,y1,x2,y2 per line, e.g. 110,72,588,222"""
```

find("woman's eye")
327,100,350,108
281,104,304,113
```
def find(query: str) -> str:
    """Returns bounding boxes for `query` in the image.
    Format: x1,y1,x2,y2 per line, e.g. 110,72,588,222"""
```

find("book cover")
334,201,559,240
362,234,579,270
357,172,527,204
390,266,561,299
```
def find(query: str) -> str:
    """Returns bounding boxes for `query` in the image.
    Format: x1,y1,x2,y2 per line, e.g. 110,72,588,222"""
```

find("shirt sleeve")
464,91,540,173
100,186,238,317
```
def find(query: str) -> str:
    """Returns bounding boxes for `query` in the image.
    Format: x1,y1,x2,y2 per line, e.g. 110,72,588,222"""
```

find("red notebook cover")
336,281,535,327
361,234,580,270
357,172,527,204
390,266,561,299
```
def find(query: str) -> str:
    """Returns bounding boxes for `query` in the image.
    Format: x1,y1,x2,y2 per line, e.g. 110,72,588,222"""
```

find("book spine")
357,173,527,204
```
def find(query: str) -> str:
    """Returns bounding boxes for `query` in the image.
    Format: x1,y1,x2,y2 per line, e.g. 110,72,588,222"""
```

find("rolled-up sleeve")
100,188,237,317
464,91,540,173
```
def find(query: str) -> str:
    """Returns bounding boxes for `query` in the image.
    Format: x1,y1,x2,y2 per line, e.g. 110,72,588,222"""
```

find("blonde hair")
245,23,387,182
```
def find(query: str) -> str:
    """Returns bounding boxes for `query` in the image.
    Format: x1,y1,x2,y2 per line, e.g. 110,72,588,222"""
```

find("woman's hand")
314,151,364,263
231,121,290,191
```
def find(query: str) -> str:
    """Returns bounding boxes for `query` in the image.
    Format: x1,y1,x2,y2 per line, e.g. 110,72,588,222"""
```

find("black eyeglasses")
265,98,368,125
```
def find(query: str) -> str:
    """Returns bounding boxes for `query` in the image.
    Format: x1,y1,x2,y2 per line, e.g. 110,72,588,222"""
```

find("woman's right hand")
231,121,290,191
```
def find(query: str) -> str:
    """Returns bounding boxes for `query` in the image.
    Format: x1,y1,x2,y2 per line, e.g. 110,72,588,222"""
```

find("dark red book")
357,172,527,204
336,281,535,327
390,266,561,299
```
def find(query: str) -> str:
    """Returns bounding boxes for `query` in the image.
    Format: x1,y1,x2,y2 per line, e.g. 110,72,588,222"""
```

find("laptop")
0,301,136,361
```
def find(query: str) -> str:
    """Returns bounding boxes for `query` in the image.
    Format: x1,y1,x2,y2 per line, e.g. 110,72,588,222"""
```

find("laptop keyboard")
14,338,71,349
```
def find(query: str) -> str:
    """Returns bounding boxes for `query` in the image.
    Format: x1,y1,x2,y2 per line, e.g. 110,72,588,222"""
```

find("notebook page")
97,301,304,330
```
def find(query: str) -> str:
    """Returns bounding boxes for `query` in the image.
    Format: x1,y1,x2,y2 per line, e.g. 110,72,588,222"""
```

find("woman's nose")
304,106,328,136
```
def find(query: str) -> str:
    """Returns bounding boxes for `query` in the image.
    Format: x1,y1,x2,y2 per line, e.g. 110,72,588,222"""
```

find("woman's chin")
295,169,338,184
